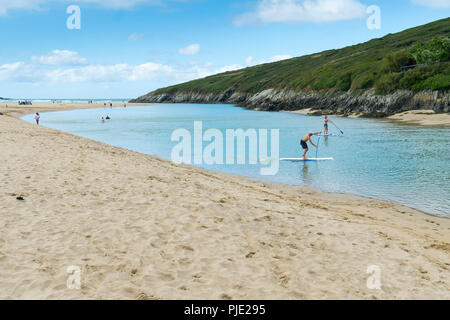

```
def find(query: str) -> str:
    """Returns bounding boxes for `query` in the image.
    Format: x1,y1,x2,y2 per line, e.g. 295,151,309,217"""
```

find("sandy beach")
388,110,450,127
0,103,449,300
0,102,143,118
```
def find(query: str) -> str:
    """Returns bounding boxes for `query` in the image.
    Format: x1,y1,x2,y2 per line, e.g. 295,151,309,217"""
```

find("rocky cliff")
130,89,449,117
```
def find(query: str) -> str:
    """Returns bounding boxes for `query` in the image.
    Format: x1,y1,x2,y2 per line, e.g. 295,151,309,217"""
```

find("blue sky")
0,0,449,99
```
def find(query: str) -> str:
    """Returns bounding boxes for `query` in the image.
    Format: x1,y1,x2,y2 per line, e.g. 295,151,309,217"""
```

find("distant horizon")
1,98,132,101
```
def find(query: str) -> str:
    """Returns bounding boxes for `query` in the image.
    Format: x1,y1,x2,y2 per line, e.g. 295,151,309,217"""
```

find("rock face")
130,89,449,116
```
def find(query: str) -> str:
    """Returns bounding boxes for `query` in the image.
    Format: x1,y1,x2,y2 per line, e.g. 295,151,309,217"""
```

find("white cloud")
0,61,39,81
44,62,176,82
267,54,292,62
245,54,292,66
0,0,44,16
72,0,159,9
0,60,190,84
214,64,245,73
245,56,254,66
32,50,87,66
128,33,145,41
0,0,168,16
234,0,367,26
193,54,293,76
128,62,175,81
178,43,201,55
412,0,450,8
0,52,293,85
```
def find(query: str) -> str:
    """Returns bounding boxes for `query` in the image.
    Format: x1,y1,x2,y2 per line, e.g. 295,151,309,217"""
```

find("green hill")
132,18,450,115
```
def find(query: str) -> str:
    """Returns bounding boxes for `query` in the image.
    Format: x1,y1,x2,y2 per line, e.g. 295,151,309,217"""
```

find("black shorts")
301,140,308,149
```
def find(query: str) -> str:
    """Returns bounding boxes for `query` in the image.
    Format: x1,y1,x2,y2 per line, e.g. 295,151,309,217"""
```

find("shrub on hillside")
375,73,401,94
382,50,416,73
336,72,352,91
419,74,450,90
356,75,375,89
397,62,450,91
413,36,450,64
311,77,337,90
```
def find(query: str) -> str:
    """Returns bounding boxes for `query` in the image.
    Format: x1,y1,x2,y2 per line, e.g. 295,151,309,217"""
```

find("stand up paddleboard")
317,134,342,137
281,158,334,162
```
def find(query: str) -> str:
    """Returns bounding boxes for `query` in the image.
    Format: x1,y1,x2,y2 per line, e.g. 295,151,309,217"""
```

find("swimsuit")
324,124,328,127
300,140,308,149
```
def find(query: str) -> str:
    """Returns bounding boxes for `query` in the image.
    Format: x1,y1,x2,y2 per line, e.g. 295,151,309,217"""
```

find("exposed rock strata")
131,89,449,117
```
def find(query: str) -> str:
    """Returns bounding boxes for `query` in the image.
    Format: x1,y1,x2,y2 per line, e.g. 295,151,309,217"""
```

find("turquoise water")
23,104,450,216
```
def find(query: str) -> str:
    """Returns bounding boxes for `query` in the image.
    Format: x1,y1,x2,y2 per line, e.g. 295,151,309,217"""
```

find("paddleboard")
281,158,334,162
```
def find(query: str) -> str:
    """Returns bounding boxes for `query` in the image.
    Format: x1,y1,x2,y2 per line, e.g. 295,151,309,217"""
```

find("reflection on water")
299,162,314,185
23,103,450,216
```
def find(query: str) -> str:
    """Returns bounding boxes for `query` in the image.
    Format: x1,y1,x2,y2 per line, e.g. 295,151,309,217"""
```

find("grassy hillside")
146,18,449,98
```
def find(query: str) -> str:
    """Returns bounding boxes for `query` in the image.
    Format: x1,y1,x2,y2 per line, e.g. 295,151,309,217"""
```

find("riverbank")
0,102,146,118
131,89,450,126
387,110,450,127
284,108,450,127
0,104,449,299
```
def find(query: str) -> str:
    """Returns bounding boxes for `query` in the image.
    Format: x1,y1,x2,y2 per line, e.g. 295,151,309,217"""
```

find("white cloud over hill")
233,0,367,25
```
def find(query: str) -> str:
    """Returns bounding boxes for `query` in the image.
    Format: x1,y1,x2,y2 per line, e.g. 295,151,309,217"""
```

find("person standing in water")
101,117,105,123
34,113,40,125
300,132,321,159
324,116,329,135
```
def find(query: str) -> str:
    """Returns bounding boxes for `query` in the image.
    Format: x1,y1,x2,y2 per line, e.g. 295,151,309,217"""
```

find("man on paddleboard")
301,132,321,159
324,116,329,135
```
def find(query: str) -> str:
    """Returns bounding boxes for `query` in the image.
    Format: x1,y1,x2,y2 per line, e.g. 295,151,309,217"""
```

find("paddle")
330,119,344,135
316,135,321,159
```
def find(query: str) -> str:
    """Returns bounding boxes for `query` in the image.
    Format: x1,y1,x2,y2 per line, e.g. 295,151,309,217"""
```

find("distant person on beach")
300,132,320,159
34,113,40,125
110,103,112,108
324,116,329,135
